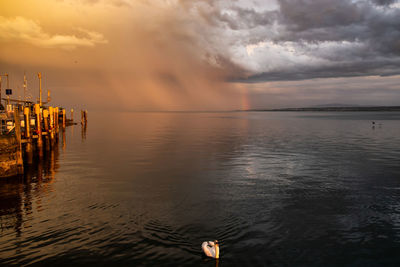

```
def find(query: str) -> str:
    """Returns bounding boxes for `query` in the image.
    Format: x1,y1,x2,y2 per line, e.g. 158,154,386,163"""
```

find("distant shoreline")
242,106,400,112
108,106,400,113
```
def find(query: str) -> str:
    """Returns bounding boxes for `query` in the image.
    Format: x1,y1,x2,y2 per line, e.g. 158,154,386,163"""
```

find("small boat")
202,240,220,259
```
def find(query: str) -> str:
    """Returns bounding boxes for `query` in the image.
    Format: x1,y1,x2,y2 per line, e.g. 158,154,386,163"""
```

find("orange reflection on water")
0,133,62,237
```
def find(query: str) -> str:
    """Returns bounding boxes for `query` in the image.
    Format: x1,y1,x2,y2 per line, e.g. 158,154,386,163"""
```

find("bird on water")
202,240,220,259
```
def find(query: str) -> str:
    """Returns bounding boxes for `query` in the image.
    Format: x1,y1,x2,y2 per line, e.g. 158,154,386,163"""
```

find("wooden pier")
0,72,88,178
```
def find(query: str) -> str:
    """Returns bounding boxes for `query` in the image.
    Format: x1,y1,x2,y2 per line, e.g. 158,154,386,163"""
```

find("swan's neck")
215,244,219,259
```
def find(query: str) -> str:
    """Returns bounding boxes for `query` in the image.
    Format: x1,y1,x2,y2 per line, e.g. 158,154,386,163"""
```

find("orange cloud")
0,16,108,50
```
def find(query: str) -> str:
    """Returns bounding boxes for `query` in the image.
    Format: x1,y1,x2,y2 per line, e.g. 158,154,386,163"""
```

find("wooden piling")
23,107,31,139
43,109,49,133
23,106,32,153
80,110,88,126
55,107,59,135
43,109,51,151
71,109,74,122
49,106,54,141
62,109,66,129
34,104,43,150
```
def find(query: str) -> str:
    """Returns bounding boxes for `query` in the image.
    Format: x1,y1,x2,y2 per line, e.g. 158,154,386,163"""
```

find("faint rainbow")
241,86,250,111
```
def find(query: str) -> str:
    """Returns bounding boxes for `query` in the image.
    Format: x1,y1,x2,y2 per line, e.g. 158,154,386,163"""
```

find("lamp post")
38,72,42,106
24,72,27,103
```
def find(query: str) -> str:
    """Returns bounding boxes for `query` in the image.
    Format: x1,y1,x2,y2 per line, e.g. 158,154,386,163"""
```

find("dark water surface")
1,111,400,266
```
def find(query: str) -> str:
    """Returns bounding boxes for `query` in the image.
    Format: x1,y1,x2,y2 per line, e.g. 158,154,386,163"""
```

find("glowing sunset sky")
1,0,400,110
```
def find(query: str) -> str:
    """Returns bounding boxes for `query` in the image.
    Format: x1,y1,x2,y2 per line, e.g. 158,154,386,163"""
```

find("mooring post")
84,110,88,125
43,109,51,151
55,107,59,135
23,106,32,153
43,109,49,133
53,107,57,140
54,107,57,129
35,104,43,151
23,106,31,139
71,108,74,122
81,110,84,125
49,106,54,142
13,106,24,174
62,109,66,129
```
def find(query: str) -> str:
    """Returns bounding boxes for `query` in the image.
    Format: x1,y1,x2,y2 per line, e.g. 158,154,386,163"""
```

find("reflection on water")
1,112,400,266
0,137,60,238
81,123,87,141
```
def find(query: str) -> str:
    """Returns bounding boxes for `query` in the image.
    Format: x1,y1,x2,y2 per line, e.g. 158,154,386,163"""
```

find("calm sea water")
1,111,400,266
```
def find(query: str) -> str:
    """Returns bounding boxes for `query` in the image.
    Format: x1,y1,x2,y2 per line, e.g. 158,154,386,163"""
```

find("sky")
0,0,400,110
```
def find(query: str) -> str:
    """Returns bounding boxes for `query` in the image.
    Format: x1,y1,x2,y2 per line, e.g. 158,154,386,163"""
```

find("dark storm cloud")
232,58,400,82
203,7,276,30
178,0,277,30
276,0,400,53
372,0,397,5
182,0,400,82
275,0,399,80
278,0,365,32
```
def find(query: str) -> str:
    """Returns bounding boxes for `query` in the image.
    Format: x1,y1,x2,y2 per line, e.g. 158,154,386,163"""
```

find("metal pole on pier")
38,72,42,106
23,73,27,103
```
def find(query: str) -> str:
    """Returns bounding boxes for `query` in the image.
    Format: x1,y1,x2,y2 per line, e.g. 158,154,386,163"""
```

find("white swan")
202,240,220,259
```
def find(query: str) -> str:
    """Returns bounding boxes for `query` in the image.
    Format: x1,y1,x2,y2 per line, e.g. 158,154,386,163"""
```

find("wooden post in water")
34,104,43,150
49,106,54,142
53,107,56,136
62,109,66,129
43,109,50,151
81,110,84,125
13,107,24,174
23,107,31,139
55,107,59,135
84,110,88,125
43,109,49,133
23,106,32,153
71,109,74,122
